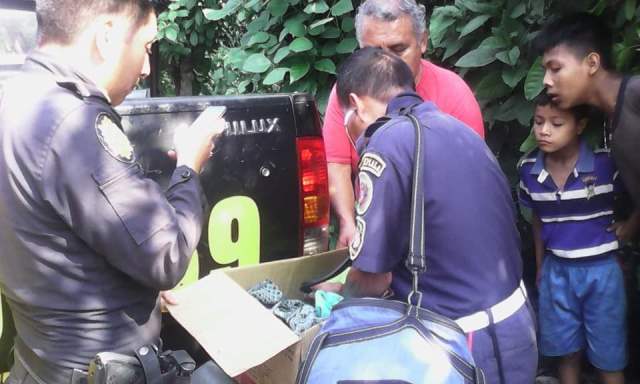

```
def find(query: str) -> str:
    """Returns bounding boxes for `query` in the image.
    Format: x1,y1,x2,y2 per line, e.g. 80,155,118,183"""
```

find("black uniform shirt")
0,52,206,370
611,75,640,208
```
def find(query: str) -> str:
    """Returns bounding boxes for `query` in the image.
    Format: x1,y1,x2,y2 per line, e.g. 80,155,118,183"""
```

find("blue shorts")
538,255,627,371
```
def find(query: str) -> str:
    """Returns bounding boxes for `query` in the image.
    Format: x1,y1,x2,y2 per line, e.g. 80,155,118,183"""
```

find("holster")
87,345,195,384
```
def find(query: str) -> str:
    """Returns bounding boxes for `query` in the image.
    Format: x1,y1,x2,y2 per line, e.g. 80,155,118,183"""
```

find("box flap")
167,272,299,377
167,249,348,378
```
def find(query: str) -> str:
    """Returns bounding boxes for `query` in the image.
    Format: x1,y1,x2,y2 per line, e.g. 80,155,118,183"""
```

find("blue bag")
297,111,484,384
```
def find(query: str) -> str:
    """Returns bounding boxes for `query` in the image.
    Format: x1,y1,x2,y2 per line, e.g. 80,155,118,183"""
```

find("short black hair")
336,47,415,108
534,90,591,121
533,12,613,70
36,0,156,45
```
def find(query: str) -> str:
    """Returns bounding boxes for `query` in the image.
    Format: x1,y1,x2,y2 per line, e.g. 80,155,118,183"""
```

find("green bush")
427,0,639,181
157,0,358,111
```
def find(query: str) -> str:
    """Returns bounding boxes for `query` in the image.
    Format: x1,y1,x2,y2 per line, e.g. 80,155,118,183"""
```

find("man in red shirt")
324,0,484,248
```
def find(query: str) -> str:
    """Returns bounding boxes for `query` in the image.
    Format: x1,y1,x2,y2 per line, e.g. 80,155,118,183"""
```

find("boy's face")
542,44,592,109
533,104,584,153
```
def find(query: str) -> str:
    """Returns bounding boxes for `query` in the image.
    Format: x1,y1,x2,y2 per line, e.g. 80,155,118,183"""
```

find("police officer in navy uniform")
0,1,224,383
332,48,538,383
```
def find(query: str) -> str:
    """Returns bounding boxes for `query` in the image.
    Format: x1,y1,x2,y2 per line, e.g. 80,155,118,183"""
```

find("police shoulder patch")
349,217,367,261
359,152,387,177
95,113,134,163
356,172,374,216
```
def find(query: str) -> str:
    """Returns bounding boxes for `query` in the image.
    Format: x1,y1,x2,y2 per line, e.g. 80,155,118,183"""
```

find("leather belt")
14,337,88,384
455,280,527,333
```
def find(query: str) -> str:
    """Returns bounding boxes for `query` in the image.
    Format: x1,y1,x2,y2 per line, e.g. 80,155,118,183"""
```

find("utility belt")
14,337,88,384
14,337,197,384
455,280,528,333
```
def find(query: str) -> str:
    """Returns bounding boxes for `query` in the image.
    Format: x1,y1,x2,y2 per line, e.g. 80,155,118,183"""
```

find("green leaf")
477,35,509,50
289,37,314,52
502,66,528,88
495,94,534,126
341,16,355,32
284,20,306,38
442,39,464,60
290,62,311,83
195,10,204,26
331,0,354,16
336,37,358,54
309,24,326,36
496,46,520,66
455,47,499,67
524,57,545,100
189,32,198,46
243,53,272,73
624,0,637,20
321,42,337,56
268,0,289,17
429,6,459,48
474,71,512,101
519,128,537,153
247,31,271,46
510,3,526,18
455,0,501,14
226,48,249,68
309,17,334,29
203,0,242,21
274,47,291,63
314,58,336,74
304,1,330,14
165,25,179,42
247,12,270,33
320,26,341,39
263,67,289,85
459,14,492,38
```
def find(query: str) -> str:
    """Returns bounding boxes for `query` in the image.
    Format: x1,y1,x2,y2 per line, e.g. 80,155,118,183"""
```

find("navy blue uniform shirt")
0,52,206,370
350,92,523,318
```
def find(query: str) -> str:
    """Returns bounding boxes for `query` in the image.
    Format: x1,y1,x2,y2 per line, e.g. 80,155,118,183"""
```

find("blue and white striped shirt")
518,140,622,260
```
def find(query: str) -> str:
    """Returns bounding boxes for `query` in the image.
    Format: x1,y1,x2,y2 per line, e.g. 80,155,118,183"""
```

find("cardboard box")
167,249,348,384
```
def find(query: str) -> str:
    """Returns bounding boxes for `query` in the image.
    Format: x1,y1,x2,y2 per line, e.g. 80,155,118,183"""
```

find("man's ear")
577,118,588,135
585,52,601,76
94,17,114,62
349,93,366,115
419,31,428,55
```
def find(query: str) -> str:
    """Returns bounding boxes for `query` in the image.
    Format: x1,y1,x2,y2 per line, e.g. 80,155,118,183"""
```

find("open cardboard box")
167,249,348,384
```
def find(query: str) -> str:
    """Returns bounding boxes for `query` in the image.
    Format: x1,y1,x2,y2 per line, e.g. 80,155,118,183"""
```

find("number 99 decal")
176,196,260,288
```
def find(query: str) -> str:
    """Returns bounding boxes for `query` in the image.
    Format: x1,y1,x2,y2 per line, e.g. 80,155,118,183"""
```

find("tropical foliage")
156,0,639,177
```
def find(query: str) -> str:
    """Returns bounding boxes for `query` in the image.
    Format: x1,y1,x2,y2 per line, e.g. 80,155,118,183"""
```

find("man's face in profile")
358,14,427,81
542,44,592,110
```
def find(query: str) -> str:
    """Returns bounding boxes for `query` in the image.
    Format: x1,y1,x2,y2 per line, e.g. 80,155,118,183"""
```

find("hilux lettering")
225,118,281,136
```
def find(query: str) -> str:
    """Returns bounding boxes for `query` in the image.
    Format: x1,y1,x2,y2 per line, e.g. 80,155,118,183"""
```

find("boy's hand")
608,219,639,243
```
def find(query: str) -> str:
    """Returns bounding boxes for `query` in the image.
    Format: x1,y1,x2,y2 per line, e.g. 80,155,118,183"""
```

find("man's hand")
608,217,640,243
336,219,356,249
173,112,225,173
160,290,178,312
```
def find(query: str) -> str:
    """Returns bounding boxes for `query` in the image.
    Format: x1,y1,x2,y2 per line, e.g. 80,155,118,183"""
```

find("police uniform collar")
24,51,112,104
386,91,424,115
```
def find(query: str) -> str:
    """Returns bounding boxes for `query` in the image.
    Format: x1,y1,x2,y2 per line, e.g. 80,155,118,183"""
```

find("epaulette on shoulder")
517,148,537,169
56,78,92,99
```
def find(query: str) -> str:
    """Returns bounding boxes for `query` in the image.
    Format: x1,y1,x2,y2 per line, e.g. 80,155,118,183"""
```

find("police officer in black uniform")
0,1,223,383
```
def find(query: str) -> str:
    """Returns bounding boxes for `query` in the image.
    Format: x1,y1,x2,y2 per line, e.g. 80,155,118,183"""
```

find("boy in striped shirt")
518,93,638,384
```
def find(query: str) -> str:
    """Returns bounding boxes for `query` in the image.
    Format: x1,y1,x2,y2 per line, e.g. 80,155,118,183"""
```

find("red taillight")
296,137,329,255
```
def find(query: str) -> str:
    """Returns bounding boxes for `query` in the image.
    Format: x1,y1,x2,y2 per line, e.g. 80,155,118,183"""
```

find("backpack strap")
399,108,427,307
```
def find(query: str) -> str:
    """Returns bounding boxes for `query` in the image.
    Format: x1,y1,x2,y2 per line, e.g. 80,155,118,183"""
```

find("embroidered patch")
349,217,366,261
356,172,374,216
582,175,598,200
95,113,134,163
359,152,386,177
